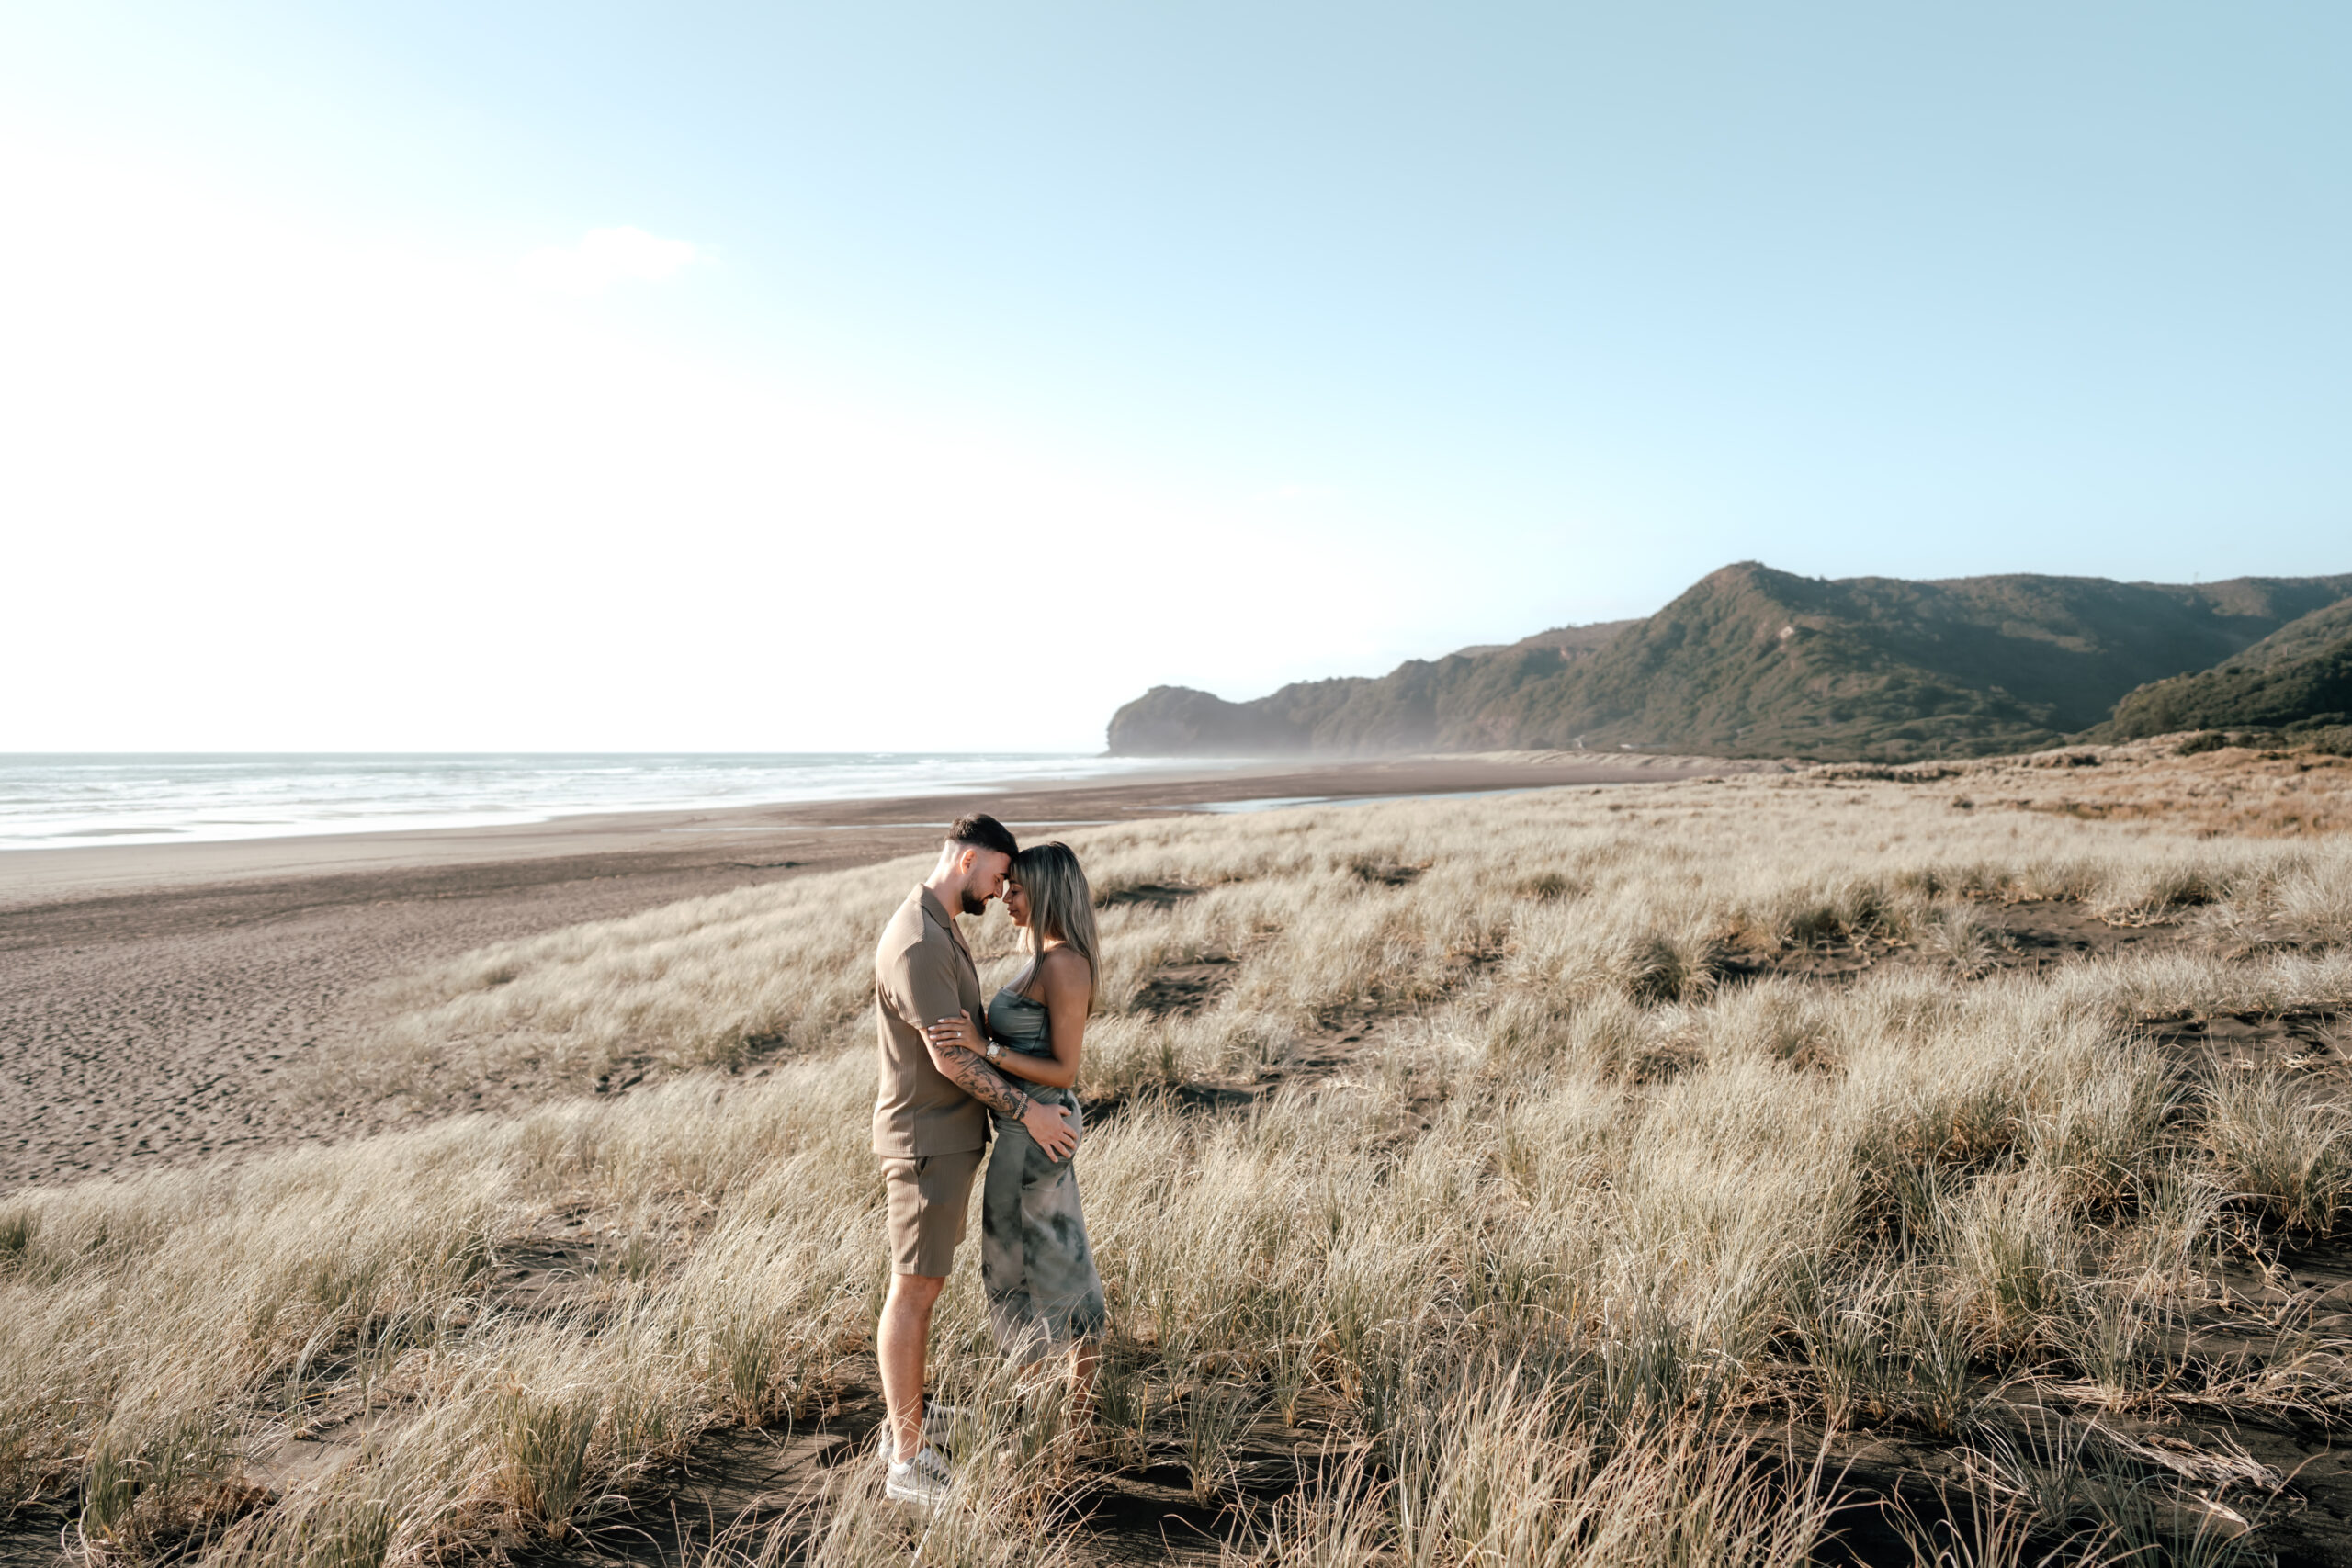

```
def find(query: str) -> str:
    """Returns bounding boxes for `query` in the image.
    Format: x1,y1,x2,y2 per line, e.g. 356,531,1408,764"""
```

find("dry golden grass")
5,759,2350,1564
1827,735,2352,839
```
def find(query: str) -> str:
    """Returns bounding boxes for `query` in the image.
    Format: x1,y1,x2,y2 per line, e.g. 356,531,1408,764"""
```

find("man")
872,811,1079,1508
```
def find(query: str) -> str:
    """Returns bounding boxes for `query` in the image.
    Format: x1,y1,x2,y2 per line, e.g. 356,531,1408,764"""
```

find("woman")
923,840,1106,1397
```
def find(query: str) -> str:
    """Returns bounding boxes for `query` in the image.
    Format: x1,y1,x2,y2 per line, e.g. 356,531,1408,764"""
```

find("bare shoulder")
1035,945,1094,987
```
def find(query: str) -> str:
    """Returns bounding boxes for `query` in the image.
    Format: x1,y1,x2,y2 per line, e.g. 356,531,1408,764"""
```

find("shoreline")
0,751,1768,1187
0,751,1203,860
0,751,1770,908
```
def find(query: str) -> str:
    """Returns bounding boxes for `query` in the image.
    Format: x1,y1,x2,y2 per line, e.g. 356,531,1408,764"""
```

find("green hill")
2101,598,2352,739
1107,562,2352,761
2226,596,2352,670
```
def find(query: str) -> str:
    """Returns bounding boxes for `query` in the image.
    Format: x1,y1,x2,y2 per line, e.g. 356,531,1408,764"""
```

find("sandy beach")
8,744,2350,1566
0,752,1754,1190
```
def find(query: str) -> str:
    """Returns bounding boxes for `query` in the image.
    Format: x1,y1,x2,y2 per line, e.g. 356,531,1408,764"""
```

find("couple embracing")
869,813,1105,1509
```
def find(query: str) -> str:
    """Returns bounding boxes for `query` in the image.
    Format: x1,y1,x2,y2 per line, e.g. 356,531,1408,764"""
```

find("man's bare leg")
878,1272,946,1462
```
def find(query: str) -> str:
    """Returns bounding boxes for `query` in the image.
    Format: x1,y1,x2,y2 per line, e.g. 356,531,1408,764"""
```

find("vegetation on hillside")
5,761,2350,1564
2223,600,2352,672
2104,599,2352,740
1445,617,1643,659
1109,563,2352,762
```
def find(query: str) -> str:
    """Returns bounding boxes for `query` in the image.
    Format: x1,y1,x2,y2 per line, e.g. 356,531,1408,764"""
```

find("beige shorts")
881,1149,984,1278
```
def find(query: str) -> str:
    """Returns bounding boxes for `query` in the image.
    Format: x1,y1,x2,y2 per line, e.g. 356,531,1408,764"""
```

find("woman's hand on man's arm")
922,1011,1078,1157
925,1010,1077,1089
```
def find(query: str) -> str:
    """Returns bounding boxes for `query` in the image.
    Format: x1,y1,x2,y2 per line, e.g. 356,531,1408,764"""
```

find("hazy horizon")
5,5,2347,752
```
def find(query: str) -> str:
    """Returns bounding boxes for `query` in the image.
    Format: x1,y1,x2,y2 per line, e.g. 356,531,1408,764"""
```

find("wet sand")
0,753,1758,1189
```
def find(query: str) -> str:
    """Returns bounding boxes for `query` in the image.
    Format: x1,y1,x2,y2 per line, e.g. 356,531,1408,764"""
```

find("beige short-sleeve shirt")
872,886,991,1157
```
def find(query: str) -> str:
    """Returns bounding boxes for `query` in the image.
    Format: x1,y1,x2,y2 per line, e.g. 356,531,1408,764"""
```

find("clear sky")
3,3,2346,751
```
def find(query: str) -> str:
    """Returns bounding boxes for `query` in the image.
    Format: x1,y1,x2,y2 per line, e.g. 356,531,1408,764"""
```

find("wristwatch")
986,1041,1002,1061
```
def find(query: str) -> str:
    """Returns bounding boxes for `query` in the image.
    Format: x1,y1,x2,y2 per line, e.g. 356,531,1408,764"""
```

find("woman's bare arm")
1032,946,1090,1089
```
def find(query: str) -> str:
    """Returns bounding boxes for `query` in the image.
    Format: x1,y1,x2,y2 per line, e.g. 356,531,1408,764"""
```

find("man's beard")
960,888,989,916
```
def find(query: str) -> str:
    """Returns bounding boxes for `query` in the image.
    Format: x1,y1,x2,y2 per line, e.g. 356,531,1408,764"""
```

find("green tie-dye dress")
979,985,1107,1361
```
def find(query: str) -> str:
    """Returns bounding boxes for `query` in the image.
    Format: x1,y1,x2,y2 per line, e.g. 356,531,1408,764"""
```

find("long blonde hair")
1012,841,1100,1014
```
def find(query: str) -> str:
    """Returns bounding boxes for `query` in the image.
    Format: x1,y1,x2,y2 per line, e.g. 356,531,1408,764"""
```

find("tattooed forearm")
933,1044,1026,1116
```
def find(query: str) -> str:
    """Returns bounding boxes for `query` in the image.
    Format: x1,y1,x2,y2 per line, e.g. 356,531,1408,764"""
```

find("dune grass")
4,768,2349,1563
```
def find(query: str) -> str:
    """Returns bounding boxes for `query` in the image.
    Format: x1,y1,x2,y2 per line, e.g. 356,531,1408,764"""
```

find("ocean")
0,753,1191,852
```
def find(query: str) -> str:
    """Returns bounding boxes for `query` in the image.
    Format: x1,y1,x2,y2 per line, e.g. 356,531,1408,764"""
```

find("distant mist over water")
0,753,1181,852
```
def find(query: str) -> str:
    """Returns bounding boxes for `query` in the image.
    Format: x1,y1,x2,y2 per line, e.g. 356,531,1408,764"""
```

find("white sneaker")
884,1445,955,1509
875,1402,968,1463
922,1401,970,1450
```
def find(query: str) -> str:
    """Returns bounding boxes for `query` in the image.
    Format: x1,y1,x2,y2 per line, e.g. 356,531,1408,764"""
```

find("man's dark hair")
947,812,1019,860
